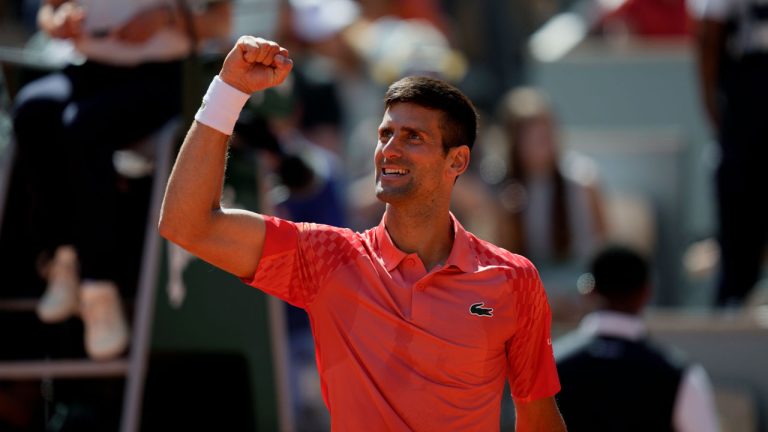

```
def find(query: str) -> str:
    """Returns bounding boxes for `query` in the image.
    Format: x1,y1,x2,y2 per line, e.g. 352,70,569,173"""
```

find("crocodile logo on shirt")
469,302,493,317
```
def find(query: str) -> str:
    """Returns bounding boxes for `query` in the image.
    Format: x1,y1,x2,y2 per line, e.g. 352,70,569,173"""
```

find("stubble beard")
375,176,415,204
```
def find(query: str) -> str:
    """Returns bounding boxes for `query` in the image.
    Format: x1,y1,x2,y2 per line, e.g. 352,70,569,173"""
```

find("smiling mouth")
381,168,410,176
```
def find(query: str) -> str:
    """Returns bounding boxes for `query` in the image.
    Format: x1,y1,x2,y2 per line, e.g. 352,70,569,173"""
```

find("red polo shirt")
244,213,560,431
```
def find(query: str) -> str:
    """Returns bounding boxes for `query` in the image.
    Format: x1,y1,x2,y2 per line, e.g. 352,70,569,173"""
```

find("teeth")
383,168,408,175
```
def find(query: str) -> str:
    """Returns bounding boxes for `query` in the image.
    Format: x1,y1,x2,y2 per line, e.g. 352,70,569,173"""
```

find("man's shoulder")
287,221,372,278
266,217,367,251
466,232,539,277
297,220,358,236
297,221,367,248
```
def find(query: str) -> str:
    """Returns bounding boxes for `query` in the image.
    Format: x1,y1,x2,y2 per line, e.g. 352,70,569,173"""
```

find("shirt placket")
399,254,428,321
410,260,445,324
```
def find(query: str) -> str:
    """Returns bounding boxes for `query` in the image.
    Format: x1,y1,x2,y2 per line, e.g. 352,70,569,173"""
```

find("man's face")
375,103,464,205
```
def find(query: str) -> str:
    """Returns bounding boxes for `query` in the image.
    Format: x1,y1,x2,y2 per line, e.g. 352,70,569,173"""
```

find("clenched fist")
219,36,293,94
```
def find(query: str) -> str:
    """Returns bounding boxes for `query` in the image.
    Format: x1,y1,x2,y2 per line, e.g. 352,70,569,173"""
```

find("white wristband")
194,75,250,135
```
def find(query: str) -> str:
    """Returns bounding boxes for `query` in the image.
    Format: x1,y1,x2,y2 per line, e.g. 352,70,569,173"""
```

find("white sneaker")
37,246,80,323
80,281,130,360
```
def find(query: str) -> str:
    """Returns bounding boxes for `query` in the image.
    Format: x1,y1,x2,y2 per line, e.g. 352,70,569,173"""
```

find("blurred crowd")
1,0,767,430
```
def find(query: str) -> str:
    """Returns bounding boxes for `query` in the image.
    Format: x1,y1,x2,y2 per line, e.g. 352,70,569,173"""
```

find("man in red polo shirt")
160,36,565,431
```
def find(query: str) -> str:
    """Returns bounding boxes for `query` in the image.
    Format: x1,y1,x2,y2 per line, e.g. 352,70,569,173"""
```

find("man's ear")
448,145,470,178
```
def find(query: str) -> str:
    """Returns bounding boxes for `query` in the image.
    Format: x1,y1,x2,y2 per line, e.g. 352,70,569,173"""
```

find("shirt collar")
578,310,648,341
375,212,477,273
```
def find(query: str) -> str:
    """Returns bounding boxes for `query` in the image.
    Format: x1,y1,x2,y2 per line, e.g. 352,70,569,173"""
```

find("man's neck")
383,204,454,272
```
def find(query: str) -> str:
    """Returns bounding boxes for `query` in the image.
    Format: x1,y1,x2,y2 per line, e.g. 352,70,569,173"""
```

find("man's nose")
381,137,402,159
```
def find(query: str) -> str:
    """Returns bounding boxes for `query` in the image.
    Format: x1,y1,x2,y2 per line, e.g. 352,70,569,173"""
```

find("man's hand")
219,36,293,95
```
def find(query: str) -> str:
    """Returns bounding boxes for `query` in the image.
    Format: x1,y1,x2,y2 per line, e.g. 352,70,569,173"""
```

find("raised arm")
158,36,293,278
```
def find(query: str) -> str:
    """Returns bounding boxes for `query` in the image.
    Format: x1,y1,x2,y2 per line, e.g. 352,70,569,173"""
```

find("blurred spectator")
11,0,231,360
491,87,606,293
689,0,768,306
593,0,692,38
554,245,720,432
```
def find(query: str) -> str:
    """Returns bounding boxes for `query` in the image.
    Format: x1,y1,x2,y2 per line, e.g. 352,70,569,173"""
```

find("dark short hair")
383,76,478,152
591,245,649,300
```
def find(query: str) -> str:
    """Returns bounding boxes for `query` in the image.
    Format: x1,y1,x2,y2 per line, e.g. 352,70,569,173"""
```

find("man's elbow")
158,212,196,248
158,213,180,242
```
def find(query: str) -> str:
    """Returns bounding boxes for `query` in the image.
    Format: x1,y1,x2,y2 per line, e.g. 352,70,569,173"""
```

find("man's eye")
409,133,420,140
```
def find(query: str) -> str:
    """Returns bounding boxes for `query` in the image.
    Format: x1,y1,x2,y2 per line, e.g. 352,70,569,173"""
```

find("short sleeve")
241,216,362,309
241,217,319,309
506,275,561,402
